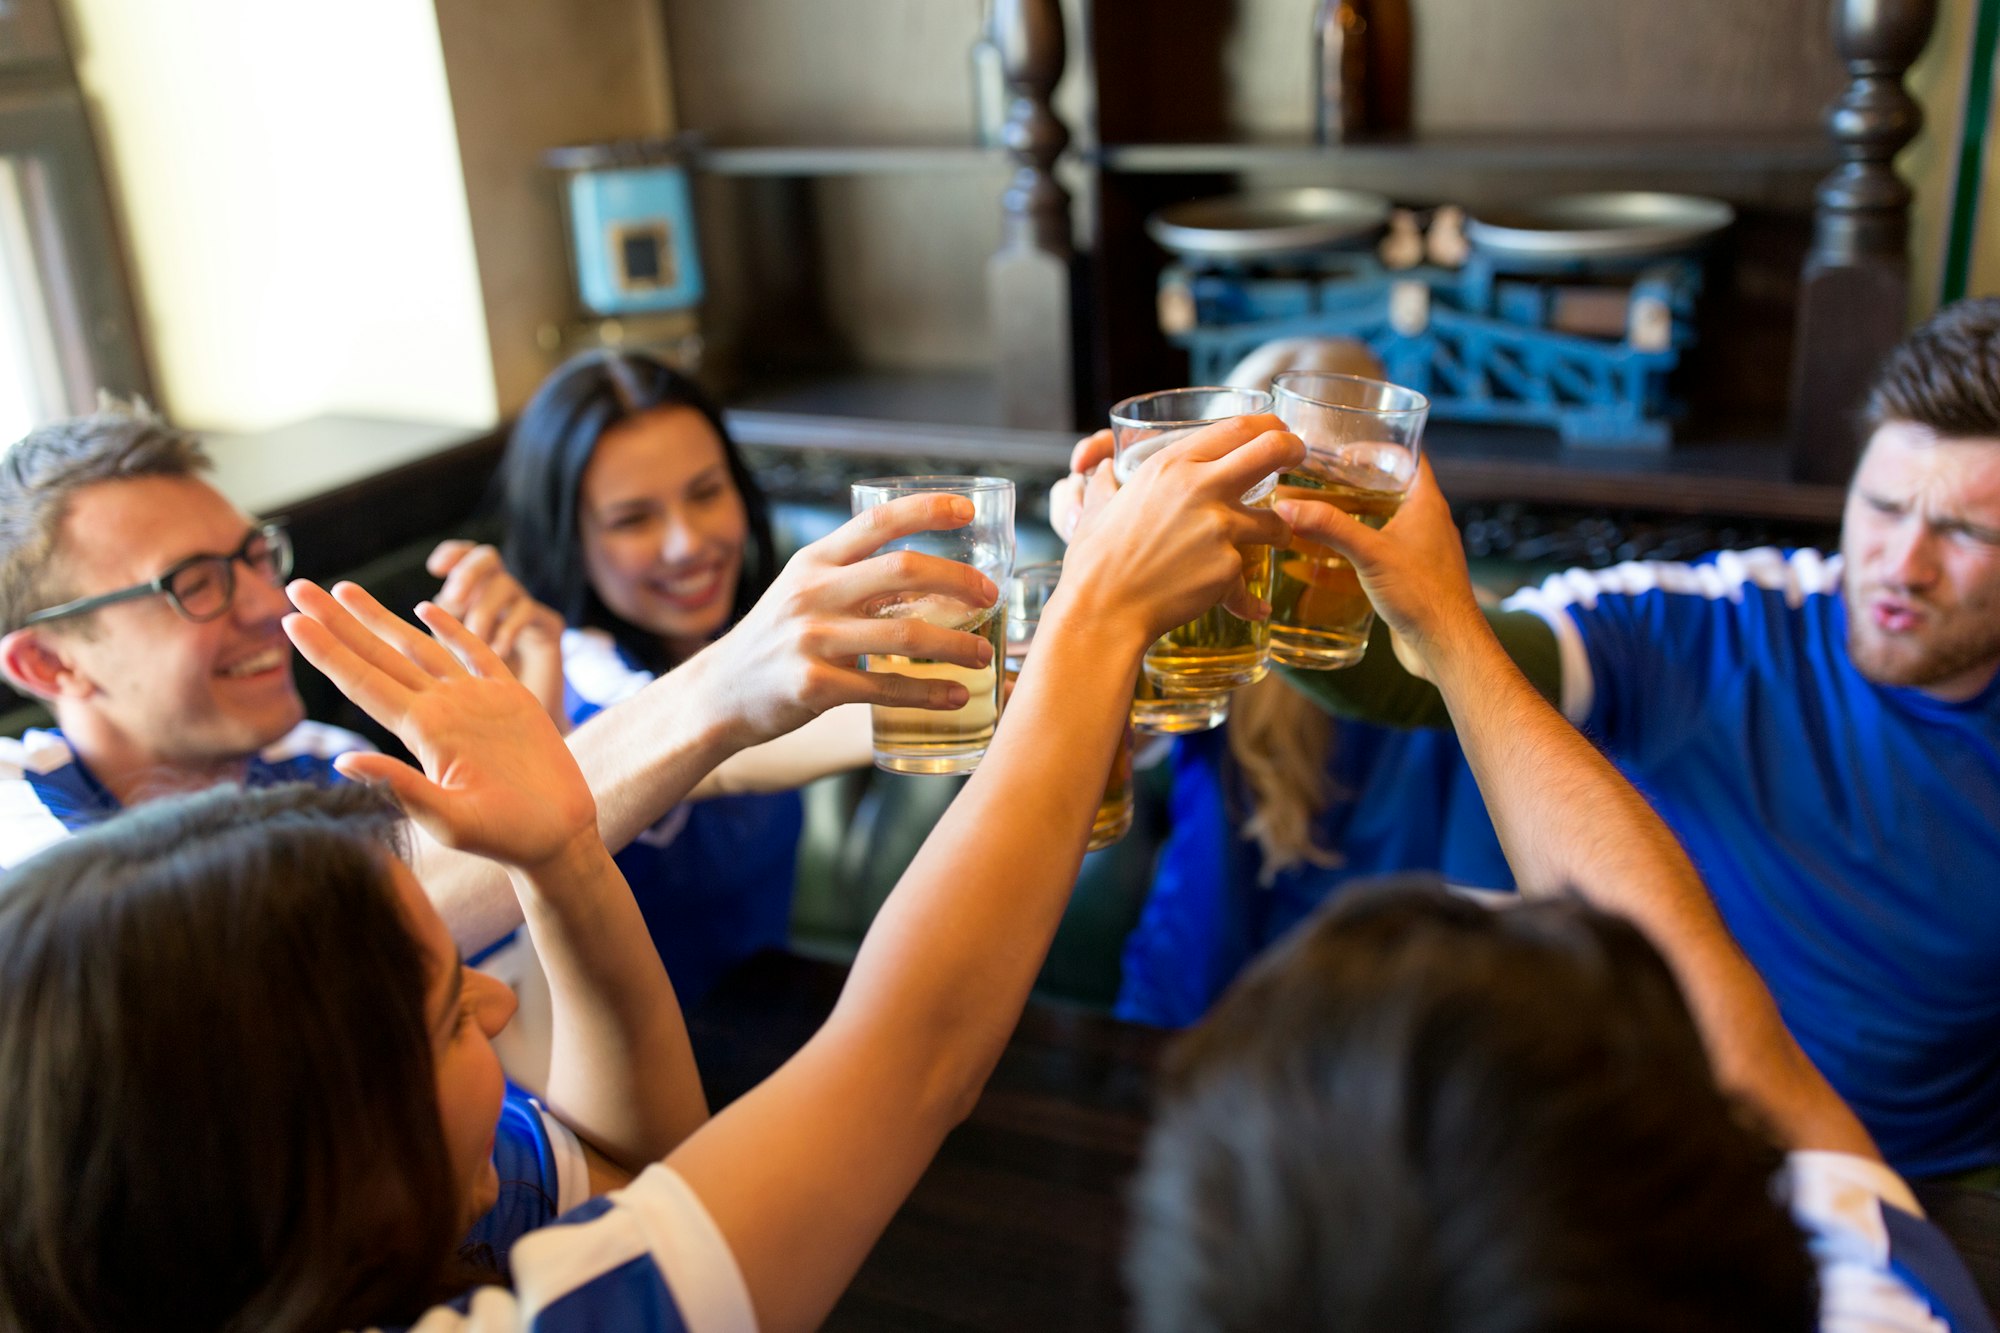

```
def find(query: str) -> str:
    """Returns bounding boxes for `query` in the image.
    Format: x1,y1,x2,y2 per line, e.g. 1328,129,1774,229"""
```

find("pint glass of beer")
851,476,1015,774
1131,673,1230,735
1109,387,1277,696
1268,372,1428,669
1004,562,1134,851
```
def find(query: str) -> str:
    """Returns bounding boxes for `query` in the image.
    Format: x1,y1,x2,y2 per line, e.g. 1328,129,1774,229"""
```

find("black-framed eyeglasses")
20,522,294,628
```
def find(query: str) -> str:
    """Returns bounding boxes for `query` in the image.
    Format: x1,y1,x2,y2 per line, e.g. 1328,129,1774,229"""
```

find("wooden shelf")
720,371,1846,524
1092,130,1836,179
692,140,1012,177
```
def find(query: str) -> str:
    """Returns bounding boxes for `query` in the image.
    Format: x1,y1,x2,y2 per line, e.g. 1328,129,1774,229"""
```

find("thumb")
334,752,452,825
1276,497,1387,568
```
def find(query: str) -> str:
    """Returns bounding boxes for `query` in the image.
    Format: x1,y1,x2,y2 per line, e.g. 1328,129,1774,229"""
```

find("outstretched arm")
285,581,706,1176
1280,461,1877,1162
666,415,1307,1333
416,497,1002,953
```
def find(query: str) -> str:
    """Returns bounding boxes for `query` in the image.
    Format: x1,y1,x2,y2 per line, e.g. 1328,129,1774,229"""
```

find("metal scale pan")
1147,188,1393,260
1465,192,1736,262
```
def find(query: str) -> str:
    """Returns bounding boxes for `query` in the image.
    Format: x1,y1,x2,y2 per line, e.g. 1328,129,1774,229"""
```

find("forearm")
1281,608,1559,727
828,602,1140,1111
514,834,708,1173
689,704,871,800
1429,625,1874,1157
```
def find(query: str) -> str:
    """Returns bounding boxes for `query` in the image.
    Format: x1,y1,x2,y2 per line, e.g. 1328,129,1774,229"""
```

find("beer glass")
1131,673,1230,734
1267,372,1427,669
851,476,1015,774
1004,562,1134,851
1110,387,1277,696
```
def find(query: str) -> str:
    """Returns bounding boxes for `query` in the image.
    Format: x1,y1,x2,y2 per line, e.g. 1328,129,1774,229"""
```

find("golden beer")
1114,426,1278,696
1092,722,1136,850
1004,626,1134,851
868,598,1007,774
1269,453,1405,669
1131,670,1230,734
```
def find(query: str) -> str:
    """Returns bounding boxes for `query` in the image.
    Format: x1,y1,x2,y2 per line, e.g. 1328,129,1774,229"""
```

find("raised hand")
1274,457,1486,680
426,540,569,727
283,579,598,873
1062,413,1303,644
690,493,1001,748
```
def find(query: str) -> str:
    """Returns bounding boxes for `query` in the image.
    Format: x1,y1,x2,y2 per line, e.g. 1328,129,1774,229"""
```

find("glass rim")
1271,370,1429,419
850,474,1015,495
1010,560,1062,583
1108,386,1274,432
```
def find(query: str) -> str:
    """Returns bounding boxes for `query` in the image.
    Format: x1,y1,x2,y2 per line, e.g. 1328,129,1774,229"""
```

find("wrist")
1422,609,1515,698
1036,580,1154,672
649,644,759,759
511,824,615,896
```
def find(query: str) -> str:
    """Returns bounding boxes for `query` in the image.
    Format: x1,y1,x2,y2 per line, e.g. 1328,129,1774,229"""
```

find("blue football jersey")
1506,549,2000,1177
561,630,801,1005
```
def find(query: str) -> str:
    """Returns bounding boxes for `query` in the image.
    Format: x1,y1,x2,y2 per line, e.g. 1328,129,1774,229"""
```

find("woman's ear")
0,629,84,702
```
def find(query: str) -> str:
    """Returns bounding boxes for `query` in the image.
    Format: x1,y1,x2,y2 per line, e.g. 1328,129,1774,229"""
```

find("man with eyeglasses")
0,415,347,860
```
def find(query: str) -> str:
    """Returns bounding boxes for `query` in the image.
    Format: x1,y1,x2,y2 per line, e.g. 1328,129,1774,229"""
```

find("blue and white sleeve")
560,628,658,729
410,1166,756,1333
1786,1150,1996,1333
1499,548,1834,761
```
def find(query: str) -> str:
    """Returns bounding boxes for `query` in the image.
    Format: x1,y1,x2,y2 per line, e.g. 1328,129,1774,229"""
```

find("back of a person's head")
0,404,210,633
0,783,466,1333
1866,296,2000,440
1127,883,1815,1333
498,350,776,664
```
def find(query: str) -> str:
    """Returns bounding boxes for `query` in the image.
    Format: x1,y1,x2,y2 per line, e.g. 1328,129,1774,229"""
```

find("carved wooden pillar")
1789,0,1936,484
988,0,1077,431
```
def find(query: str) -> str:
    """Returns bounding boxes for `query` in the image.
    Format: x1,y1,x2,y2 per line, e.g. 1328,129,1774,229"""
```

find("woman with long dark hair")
431,351,835,1004
0,417,1298,1331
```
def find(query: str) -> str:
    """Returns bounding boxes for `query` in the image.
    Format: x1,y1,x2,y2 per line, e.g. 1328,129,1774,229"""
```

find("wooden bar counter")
686,951,1165,1331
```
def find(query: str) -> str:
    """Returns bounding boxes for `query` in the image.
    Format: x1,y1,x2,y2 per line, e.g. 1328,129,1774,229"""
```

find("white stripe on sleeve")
561,629,657,710
1498,548,1845,726
0,733,79,869
506,1165,756,1333
534,1105,593,1218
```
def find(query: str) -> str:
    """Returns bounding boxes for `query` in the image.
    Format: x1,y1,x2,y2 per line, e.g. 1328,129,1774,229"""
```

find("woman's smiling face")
579,406,749,662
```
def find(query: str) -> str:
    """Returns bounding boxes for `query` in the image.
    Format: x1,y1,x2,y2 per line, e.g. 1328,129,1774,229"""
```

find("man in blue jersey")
0,409,364,863
1275,298,2000,1184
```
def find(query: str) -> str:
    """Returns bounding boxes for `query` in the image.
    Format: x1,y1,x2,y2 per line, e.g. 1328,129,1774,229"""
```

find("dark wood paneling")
285,429,508,584
688,952,1163,1333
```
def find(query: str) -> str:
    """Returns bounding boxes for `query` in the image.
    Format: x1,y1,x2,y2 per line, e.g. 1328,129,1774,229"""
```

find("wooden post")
988,0,1076,431
1789,0,1936,484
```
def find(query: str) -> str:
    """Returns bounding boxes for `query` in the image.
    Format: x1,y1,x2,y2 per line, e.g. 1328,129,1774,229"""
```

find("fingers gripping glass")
21,522,294,628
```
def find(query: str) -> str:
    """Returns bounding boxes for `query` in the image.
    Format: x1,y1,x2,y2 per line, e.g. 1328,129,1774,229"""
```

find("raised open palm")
283,579,598,872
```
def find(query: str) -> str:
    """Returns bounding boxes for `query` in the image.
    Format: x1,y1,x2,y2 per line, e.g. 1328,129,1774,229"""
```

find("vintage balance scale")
1151,189,1735,450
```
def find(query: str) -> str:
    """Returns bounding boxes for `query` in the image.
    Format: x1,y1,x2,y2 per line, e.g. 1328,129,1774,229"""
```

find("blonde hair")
1221,337,1385,884
1228,676,1345,884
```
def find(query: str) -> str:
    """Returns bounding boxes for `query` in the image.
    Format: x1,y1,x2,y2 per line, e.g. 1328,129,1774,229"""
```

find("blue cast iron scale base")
1162,247,1706,450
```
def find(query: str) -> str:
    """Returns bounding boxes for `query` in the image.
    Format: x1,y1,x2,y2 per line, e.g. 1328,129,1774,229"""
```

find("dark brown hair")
1127,882,1816,1333
1866,296,2000,440
0,404,211,633
498,351,778,674
0,782,473,1333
